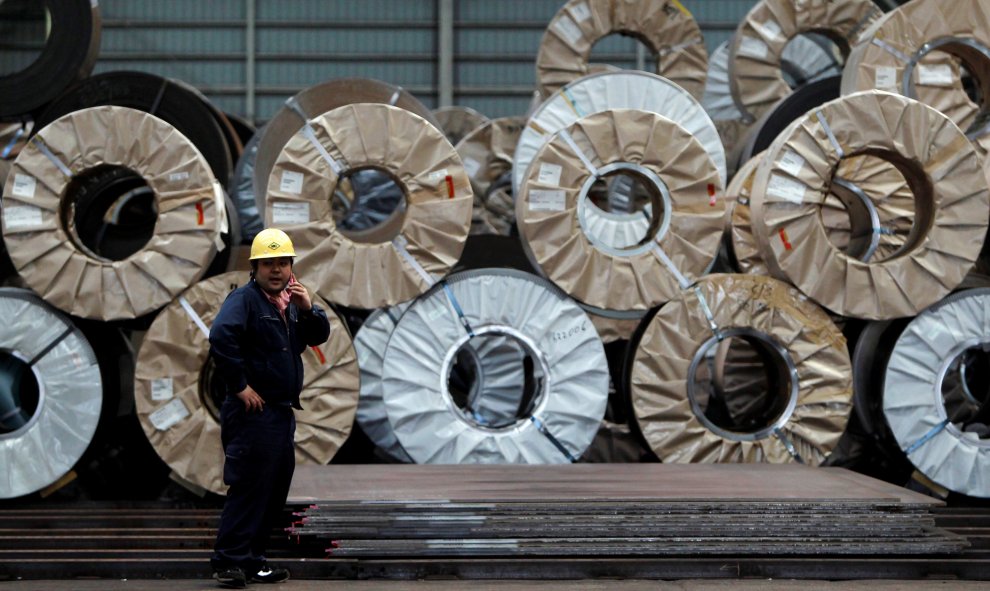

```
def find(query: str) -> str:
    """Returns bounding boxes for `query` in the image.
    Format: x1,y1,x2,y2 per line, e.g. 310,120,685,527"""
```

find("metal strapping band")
815,110,845,159
530,415,577,462
2,126,25,159
772,427,805,464
905,419,950,455
179,296,211,339
29,137,72,177
871,38,911,63
301,125,346,176
388,89,401,106
27,326,75,367
650,243,693,290
149,77,169,116
558,129,599,177
391,235,436,286
441,281,474,337
562,89,585,118
693,287,722,341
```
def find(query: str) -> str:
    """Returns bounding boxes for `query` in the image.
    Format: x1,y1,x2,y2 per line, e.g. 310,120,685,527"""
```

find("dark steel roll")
0,0,101,119
32,71,233,186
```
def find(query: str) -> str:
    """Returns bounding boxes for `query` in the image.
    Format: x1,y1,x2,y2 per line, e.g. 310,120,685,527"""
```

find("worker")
209,228,331,588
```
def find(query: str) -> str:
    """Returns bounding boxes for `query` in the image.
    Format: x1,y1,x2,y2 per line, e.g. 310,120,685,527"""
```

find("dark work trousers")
211,396,295,572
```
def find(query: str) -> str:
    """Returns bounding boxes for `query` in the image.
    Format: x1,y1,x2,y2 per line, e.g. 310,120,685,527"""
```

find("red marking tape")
778,228,793,250
707,183,717,206
311,345,326,364
195,202,204,225
445,175,455,199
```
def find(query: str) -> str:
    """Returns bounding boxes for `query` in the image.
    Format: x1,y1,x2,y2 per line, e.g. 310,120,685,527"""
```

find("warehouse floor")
2,579,986,590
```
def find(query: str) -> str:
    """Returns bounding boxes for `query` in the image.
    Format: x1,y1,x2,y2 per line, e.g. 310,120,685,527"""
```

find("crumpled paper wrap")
0,159,9,189
587,309,644,344
729,0,881,123
253,78,440,218
841,1,990,159
265,103,473,309
2,106,224,320
751,91,989,320
517,108,724,312
455,116,524,236
535,0,708,100
630,273,852,465
883,287,990,498
134,271,359,495
433,106,491,146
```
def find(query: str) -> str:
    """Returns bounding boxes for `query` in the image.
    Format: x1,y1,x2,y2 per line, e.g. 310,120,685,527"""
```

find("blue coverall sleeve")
300,304,332,346
209,289,250,394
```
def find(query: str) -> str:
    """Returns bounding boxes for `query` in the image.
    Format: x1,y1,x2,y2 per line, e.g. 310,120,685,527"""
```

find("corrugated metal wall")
94,0,759,125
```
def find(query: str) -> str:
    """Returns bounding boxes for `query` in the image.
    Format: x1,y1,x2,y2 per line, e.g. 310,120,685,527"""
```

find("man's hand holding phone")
286,275,312,311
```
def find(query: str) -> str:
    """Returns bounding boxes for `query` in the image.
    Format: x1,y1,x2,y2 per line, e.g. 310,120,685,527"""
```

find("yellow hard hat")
250,228,296,260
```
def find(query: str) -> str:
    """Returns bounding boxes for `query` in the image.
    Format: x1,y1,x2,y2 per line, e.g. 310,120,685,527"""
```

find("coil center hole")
61,165,158,262
941,345,990,440
580,165,668,254
332,167,407,244
0,350,40,437
0,0,50,78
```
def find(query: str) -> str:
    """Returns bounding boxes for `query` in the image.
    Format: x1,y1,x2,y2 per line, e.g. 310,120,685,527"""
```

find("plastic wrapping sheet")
456,117,525,235
517,109,724,312
630,273,852,465
750,91,989,320
134,272,359,495
884,288,990,498
265,103,473,309
253,78,441,220
229,125,264,241
433,106,491,146
535,0,708,100
2,106,225,320
0,288,101,499
729,151,915,274
728,0,882,123
841,1,990,160
514,71,725,196
382,268,609,464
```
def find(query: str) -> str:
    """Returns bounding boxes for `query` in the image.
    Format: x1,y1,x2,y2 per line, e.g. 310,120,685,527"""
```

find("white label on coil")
3,205,44,229
462,157,482,178
168,171,190,182
778,150,806,177
429,168,449,183
738,36,768,59
570,1,592,22
279,170,304,194
766,174,806,204
529,189,567,211
757,20,782,40
537,163,562,186
11,174,36,198
151,378,174,401
553,15,583,46
875,66,897,90
149,398,190,431
917,64,954,86
271,201,310,225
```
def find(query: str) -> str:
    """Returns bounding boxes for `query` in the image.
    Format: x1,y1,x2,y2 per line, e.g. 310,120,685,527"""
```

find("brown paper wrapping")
1,106,222,320
725,151,766,275
134,271,359,495
630,273,852,465
0,123,29,160
841,1,990,159
433,106,491,146
535,0,708,100
729,0,882,122
455,116,525,235
253,78,441,217
517,109,724,311
266,103,473,309
0,159,9,190
750,90,989,320
587,310,642,343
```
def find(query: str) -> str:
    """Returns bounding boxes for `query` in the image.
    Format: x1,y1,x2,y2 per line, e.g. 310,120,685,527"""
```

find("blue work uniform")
209,278,331,573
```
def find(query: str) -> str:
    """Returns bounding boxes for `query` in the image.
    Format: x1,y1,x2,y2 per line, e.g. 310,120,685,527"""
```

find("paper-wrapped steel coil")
514,71,725,197
33,71,234,187
134,272,359,495
534,0,708,100
456,117,525,236
728,0,882,123
841,0,990,158
3,106,225,320
433,106,491,146
0,287,102,499
0,0,101,119
382,268,609,464
253,78,440,219
751,90,989,319
517,108,724,312
265,103,473,309
884,288,990,498
630,273,852,465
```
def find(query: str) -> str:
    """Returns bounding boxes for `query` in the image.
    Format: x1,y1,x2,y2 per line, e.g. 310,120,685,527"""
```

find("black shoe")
213,567,247,588
250,564,290,584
